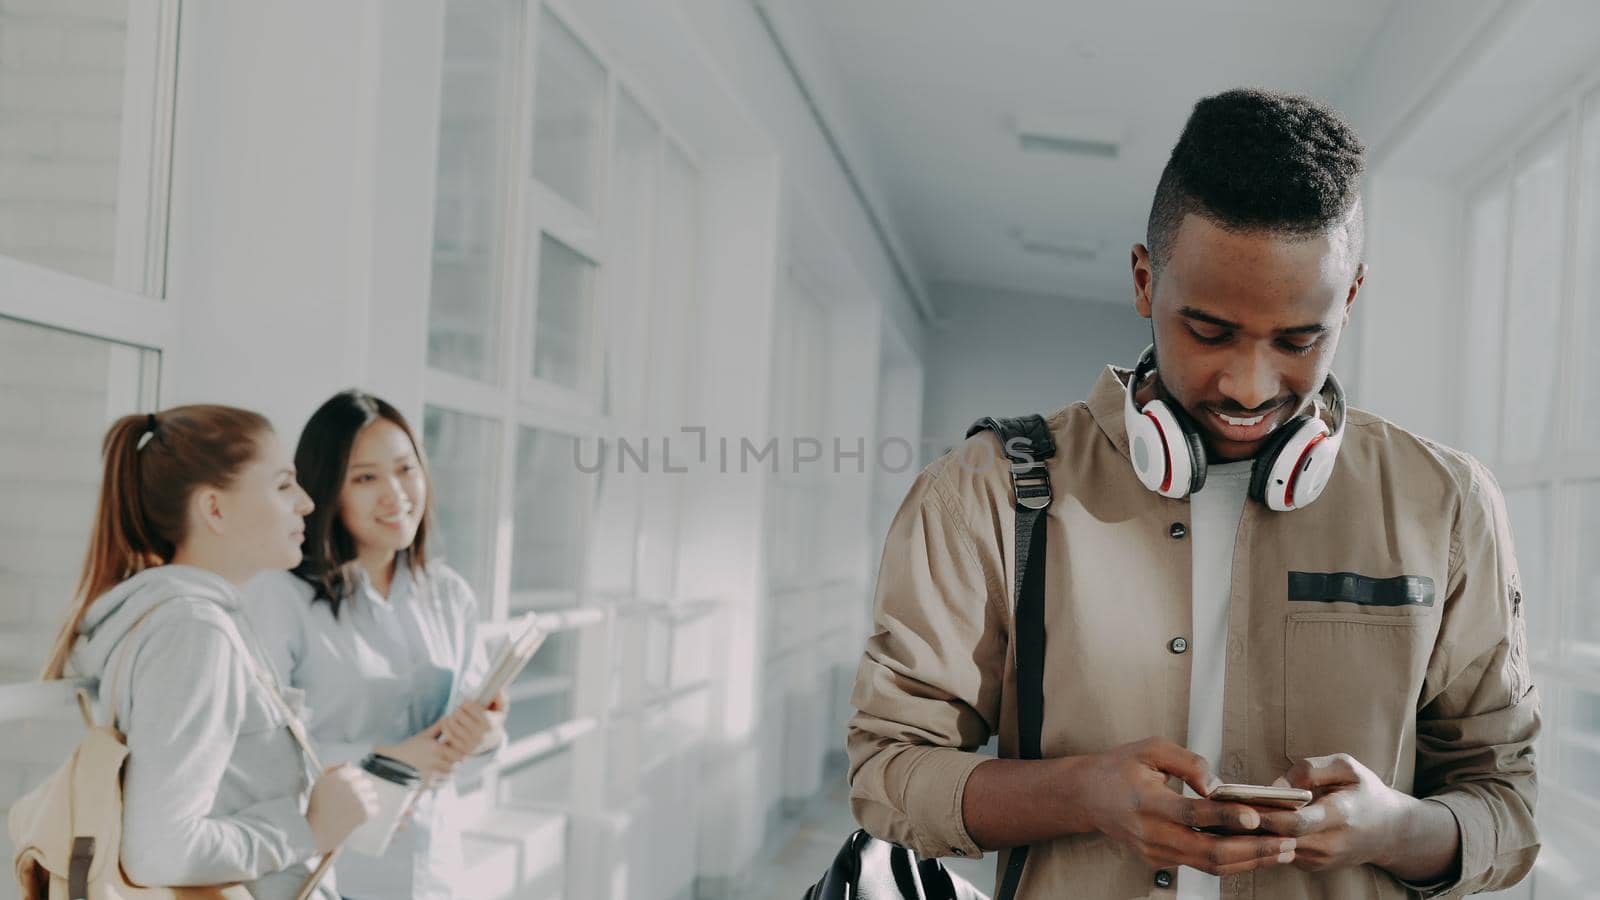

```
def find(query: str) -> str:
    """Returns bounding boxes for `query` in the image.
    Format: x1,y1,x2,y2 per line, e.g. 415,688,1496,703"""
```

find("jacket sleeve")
846,462,1010,860
120,616,317,886
1407,457,1540,897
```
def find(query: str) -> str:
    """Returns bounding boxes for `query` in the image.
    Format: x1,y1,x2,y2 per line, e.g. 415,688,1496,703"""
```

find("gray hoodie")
68,565,335,899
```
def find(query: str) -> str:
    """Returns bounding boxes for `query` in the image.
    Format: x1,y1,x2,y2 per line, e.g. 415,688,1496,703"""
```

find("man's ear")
1132,243,1155,319
1344,261,1366,321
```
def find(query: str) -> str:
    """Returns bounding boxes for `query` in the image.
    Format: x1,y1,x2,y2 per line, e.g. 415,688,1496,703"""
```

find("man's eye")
1279,338,1320,355
1188,326,1230,344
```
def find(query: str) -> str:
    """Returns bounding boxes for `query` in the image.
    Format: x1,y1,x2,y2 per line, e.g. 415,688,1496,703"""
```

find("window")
425,4,707,889
0,0,180,873
0,0,164,286
1458,80,1600,898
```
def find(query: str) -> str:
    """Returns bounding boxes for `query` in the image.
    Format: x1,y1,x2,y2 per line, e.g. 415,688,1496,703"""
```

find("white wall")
921,284,1149,456
166,0,441,437
676,0,929,362
1351,175,1459,441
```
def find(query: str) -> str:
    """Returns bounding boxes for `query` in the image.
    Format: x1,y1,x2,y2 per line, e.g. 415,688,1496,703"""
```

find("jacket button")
1169,522,1187,539
1169,637,1188,654
1154,869,1174,888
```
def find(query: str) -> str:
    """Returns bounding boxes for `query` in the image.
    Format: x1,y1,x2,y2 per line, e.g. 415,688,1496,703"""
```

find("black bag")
805,415,1054,900
801,829,990,900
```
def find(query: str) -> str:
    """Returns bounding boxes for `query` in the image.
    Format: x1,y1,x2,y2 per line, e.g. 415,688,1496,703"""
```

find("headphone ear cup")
1125,408,1169,493
1166,403,1208,494
1248,415,1314,505
1140,401,1192,498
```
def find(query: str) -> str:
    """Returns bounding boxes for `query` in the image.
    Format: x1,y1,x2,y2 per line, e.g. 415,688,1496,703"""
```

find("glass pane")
1500,131,1568,464
500,746,573,806
1555,683,1600,806
507,628,578,742
0,1,131,284
0,315,157,875
421,406,500,600
1461,182,1509,461
530,234,596,391
1576,97,1600,448
1502,485,1552,657
645,144,698,438
585,443,638,596
427,0,515,383
602,90,657,422
530,7,605,215
0,315,157,683
635,454,682,600
510,425,591,604
1574,481,1600,665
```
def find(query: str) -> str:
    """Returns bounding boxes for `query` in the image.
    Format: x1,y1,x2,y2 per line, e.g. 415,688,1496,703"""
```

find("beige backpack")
8,604,330,900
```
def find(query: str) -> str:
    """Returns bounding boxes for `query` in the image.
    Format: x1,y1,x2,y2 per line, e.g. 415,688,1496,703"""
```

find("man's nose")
1217,348,1281,412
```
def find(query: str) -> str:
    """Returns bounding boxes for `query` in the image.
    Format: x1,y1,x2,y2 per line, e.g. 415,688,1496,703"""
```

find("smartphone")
1208,783,1313,810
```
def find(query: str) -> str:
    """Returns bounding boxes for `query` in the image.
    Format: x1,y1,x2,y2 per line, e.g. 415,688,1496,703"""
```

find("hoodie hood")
69,564,242,681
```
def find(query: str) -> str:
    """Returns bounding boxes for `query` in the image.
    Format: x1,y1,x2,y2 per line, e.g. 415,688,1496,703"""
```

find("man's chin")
1202,431,1267,463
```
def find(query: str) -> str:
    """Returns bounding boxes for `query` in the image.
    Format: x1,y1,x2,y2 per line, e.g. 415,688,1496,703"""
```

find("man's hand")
1070,737,1298,877
1256,754,1418,873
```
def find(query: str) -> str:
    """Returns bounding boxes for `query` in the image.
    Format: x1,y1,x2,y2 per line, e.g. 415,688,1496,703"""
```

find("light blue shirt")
244,557,495,900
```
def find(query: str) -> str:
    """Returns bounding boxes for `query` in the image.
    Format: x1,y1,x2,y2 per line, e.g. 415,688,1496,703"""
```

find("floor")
737,771,997,899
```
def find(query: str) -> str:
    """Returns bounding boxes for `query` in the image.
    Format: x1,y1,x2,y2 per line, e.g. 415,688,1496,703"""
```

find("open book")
474,614,547,706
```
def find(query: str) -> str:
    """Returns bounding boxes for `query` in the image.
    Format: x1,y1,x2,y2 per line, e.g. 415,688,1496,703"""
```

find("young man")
846,89,1539,899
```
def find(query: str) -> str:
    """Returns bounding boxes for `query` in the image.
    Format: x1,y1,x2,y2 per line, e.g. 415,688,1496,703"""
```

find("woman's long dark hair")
293,390,434,616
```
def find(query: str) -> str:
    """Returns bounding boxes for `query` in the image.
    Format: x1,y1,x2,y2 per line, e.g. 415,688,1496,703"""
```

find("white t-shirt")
1178,460,1254,900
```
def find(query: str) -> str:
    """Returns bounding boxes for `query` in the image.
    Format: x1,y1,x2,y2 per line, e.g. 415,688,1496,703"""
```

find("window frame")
0,0,182,715
1454,67,1600,889
422,0,710,803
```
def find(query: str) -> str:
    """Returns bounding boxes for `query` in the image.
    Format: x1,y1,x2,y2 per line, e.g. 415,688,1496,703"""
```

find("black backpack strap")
965,415,1053,900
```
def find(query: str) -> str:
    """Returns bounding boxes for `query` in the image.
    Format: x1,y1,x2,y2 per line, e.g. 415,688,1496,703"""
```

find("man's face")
1131,213,1365,463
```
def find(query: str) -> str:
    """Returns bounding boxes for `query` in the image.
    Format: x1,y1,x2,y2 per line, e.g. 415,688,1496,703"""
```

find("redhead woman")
43,405,377,898
245,390,507,900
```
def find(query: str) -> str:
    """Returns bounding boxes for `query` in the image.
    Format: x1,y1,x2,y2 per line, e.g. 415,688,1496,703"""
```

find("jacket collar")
1087,364,1136,462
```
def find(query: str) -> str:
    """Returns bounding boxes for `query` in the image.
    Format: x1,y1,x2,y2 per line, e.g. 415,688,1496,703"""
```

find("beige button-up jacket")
847,367,1539,899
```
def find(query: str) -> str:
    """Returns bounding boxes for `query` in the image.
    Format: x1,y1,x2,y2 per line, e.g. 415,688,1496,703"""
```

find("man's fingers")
1211,848,1296,877
1145,823,1295,874
1166,796,1262,832
1258,801,1334,837
1282,754,1361,790
1138,738,1220,796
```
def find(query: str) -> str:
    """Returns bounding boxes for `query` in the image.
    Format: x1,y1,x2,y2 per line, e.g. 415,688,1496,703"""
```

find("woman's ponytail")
40,406,271,679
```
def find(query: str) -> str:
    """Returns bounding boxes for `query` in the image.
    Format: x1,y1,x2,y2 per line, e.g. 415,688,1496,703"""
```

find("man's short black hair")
1147,88,1366,271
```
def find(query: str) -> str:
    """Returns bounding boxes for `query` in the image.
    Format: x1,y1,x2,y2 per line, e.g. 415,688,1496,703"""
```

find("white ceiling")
793,0,1404,313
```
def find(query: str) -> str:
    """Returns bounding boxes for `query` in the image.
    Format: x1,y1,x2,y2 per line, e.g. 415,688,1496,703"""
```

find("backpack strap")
100,600,323,772
964,414,1053,900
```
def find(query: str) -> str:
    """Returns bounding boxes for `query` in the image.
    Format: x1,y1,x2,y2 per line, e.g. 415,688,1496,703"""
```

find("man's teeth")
1218,412,1266,427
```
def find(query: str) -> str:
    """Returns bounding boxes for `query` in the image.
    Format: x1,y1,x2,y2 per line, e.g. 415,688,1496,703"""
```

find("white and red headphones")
1123,344,1346,511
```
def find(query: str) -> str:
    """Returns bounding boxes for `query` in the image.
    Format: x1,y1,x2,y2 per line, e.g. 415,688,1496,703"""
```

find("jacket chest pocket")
1283,612,1430,785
